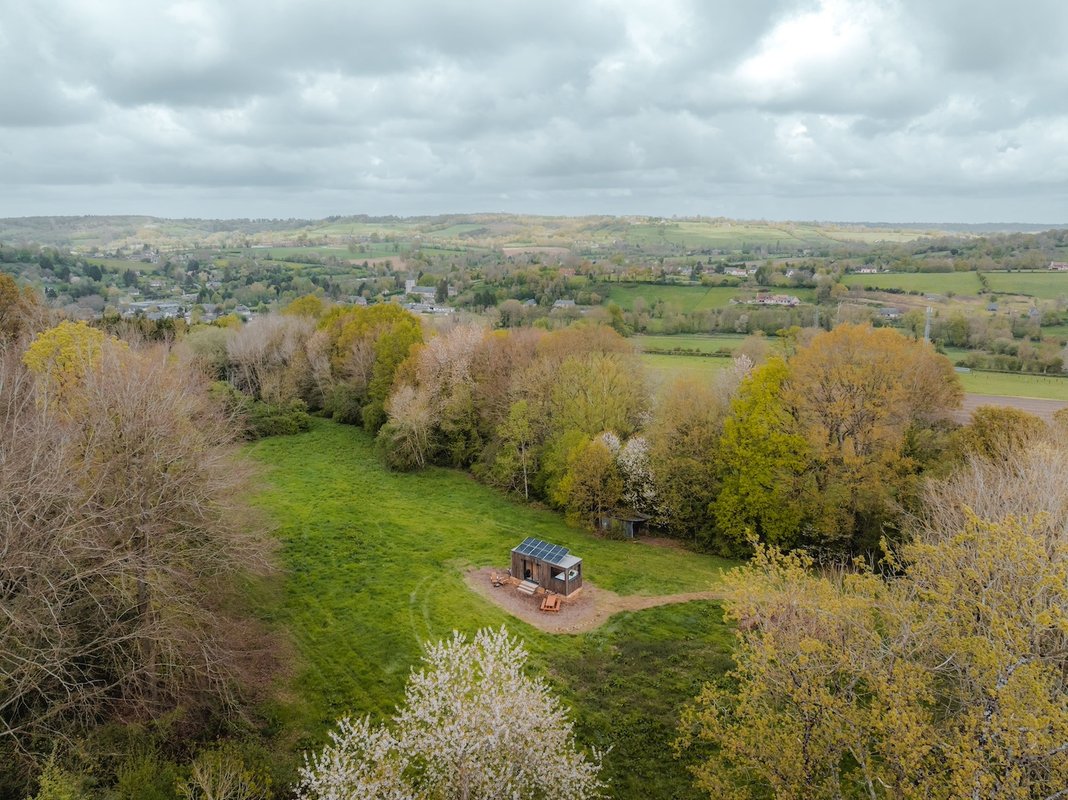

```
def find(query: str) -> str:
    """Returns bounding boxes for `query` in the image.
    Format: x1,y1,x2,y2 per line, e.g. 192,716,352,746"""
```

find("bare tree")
226,315,315,403
0,337,272,765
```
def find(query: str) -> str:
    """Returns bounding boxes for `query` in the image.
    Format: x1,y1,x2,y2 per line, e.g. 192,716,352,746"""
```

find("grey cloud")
0,0,1067,222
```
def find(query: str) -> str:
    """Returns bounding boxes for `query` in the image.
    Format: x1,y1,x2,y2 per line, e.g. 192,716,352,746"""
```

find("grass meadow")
639,344,1068,401
984,271,1068,299
602,282,816,312
841,271,983,295
248,421,736,799
958,370,1068,400
633,333,752,354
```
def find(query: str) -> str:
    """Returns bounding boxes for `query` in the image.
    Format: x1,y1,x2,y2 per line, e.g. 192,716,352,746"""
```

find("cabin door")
523,559,534,581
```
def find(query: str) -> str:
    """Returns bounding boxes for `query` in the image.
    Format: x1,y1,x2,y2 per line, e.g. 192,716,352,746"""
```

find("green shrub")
113,755,181,800
323,384,362,425
27,756,86,800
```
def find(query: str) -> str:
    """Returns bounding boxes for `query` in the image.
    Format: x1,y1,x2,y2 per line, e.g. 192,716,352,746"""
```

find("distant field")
1040,324,1068,342
86,257,155,272
634,333,754,354
603,283,814,312
618,221,931,251
640,349,1068,401
958,370,1068,400
842,271,982,295
984,271,1068,299
641,353,732,387
253,245,401,260
604,284,741,311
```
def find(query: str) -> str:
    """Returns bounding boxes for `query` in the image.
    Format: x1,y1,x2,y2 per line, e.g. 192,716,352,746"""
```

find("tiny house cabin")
510,537,583,596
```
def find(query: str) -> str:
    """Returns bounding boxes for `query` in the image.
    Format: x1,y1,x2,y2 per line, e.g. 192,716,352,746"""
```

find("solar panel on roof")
512,537,571,564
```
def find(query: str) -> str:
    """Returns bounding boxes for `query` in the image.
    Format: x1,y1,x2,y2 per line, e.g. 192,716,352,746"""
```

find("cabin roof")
511,536,578,567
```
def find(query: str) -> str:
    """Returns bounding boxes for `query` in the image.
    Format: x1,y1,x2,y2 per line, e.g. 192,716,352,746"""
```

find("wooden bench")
540,595,561,613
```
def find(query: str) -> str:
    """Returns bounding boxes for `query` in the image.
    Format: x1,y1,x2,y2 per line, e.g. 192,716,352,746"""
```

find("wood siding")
510,551,583,596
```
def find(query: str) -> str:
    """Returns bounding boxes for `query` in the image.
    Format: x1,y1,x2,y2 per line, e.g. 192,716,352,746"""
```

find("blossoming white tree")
296,627,605,800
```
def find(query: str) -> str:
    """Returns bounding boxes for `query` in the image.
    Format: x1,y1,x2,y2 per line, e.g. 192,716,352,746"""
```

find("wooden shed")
510,537,583,596
596,511,651,539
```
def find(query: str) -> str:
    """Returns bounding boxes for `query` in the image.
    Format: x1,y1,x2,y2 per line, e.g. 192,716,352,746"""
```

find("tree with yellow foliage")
21,320,123,411
683,493,1068,799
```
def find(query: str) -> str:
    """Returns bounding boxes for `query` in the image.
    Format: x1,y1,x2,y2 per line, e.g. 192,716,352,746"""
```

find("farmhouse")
1049,261,1068,271
751,293,801,307
510,537,583,596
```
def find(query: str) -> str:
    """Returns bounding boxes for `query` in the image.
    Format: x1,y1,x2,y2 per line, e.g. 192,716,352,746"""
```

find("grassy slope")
248,421,735,799
841,271,983,294
984,271,1068,299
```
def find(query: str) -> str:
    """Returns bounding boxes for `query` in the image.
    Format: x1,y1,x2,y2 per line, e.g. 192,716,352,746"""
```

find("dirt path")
464,567,723,634
956,393,1067,422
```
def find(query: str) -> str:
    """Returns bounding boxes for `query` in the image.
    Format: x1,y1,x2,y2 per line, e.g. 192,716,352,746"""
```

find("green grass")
248,421,736,798
641,353,733,387
841,271,983,295
984,271,1068,299
602,283,814,312
1040,324,1068,343
633,333,780,355
604,284,743,311
639,347,1067,401
958,370,1068,400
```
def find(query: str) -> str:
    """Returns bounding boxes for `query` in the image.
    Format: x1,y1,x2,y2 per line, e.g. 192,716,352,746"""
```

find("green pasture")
958,370,1068,400
633,333,774,355
86,257,158,272
248,421,735,799
600,282,811,312
640,347,1067,401
984,271,1068,299
841,271,983,295
1039,324,1068,343
253,245,401,260
604,283,739,311
640,353,733,387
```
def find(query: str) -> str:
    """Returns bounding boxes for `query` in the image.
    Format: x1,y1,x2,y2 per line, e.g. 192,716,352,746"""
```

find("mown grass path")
248,420,737,799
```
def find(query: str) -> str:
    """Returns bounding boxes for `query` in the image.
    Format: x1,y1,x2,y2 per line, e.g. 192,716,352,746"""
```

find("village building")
404,278,438,301
510,537,583,596
750,293,801,307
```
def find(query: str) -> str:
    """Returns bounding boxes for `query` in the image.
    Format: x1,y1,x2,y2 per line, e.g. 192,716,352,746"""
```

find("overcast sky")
1,0,1067,222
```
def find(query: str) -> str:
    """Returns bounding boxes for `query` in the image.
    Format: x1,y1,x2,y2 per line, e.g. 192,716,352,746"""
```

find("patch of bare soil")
464,567,723,634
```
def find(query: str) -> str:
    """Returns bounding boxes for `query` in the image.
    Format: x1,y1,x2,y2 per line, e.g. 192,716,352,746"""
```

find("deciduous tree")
297,628,604,800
